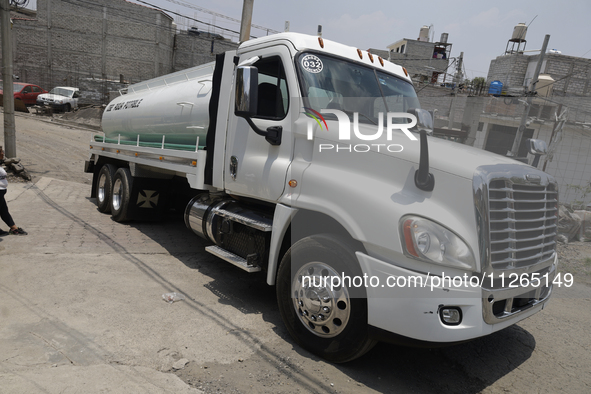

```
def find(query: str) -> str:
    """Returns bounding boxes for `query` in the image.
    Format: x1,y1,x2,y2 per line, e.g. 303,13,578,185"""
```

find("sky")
25,0,591,80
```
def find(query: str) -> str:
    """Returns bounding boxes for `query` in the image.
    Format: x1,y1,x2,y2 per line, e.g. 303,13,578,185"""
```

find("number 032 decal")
301,54,323,73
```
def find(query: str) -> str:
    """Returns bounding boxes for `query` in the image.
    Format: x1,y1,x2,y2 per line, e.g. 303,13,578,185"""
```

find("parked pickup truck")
84,32,558,363
37,86,80,112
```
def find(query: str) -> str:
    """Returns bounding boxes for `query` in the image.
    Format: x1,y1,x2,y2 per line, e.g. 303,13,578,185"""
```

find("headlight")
401,216,476,270
56,100,63,104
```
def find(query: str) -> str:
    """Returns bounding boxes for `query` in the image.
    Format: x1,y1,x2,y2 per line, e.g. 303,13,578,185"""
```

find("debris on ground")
557,205,591,243
162,292,185,303
54,105,104,128
1,158,31,182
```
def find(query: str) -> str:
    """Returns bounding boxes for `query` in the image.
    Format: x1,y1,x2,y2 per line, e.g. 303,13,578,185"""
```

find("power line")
133,0,257,38
160,0,279,34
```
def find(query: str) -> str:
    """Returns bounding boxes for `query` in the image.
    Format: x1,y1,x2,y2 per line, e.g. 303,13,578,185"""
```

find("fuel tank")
101,62,216,149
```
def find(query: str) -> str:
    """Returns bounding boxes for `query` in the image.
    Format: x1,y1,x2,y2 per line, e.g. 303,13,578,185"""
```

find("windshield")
297,52,421,124
13,83,25,93
49,88,74,97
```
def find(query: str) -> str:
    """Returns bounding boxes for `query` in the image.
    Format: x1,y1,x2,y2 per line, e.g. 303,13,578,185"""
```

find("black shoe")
0,229,8,236
9,227,27,235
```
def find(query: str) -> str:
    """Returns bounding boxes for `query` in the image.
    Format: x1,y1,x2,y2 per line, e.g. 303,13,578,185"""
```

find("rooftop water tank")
489,80,503,96
536,74,555,97
511,23,527,42
419,25,430,42
439,32,448,44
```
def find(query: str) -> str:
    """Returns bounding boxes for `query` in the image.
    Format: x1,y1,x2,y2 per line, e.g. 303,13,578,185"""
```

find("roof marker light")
318,37,324,48
357,49,363,59
378,56,384,66
403,67,409,77
368,52,374,63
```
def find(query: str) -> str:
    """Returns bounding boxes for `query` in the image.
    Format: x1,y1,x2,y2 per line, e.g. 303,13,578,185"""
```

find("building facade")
2,0,238,104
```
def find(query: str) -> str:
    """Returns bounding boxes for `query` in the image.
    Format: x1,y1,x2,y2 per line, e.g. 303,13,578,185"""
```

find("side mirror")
234,65,282,145
407,108,433,135
235,66,258,117
527,138,548,168
527,138,548,155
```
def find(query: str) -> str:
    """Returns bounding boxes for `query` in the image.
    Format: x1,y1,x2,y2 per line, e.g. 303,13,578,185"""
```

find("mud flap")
126,178,172,220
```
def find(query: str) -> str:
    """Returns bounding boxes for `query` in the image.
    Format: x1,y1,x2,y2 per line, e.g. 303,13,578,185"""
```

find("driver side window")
253,56,289,120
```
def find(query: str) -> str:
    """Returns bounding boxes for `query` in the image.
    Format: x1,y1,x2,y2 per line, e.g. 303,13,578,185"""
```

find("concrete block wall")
486,54,529,89
543,125,591,205
389,40,449,76
487,53,591,103
544,54,591,96
5,0,176,104
173,33,238,72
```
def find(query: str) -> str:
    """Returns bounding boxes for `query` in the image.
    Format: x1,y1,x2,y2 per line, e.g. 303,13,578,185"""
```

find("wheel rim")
112,178,123,211
292,261,351,338
97,173,107,203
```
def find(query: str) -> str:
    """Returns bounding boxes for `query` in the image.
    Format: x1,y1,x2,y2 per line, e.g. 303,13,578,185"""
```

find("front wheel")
276,234,376,363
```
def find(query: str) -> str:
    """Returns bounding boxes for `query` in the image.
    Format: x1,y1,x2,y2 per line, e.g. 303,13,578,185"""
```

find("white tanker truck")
85,33,558,362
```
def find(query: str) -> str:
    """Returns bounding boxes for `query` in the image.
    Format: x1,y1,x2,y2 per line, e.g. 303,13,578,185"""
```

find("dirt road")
1,112,590,393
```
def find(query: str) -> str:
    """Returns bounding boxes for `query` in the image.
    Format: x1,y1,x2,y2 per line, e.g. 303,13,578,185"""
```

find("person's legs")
0,189,15,228
0,189,26,235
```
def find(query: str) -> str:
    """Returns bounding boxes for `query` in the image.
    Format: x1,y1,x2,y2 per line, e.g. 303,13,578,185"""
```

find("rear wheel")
64,103,71,112
111,168,133,222
96,164,117,213
276,234,376,363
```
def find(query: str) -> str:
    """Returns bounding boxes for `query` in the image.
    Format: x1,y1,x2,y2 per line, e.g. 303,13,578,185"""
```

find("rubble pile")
1,157,31,182
558,205,591,243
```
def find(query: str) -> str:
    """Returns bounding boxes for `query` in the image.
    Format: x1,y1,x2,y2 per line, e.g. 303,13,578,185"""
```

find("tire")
111,167,133,222
276,234,377,363
64,103,71,112
96,164,117,213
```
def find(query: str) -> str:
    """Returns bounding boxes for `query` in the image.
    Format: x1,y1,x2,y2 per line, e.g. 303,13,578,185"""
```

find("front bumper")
356,252,555,343
36,101,68,110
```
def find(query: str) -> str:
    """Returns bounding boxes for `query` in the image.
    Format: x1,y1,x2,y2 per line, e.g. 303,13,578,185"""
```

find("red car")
1,82,48,105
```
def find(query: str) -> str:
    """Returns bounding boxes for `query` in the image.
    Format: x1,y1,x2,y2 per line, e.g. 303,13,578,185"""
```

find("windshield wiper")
341,109,377,125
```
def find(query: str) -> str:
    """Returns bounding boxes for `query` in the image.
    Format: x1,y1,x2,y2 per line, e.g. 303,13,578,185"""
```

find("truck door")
225,45,294,202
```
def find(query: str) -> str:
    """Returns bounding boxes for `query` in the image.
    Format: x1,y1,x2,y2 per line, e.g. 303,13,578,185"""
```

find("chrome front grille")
488,180,558,269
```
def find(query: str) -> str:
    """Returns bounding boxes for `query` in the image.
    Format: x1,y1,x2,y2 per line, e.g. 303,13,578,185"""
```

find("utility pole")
238,0,253,43
447,52,463,130
1,0,16,158
455,51,464,86
509,34,550,158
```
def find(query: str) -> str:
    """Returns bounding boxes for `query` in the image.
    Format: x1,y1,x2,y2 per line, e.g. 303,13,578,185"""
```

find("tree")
472,77,485,89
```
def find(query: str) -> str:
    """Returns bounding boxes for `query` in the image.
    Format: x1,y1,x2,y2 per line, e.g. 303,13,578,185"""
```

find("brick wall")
487,52,591,99
486,54,530,90
4,0,177,104
173,32,238,72
388,40,449,77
